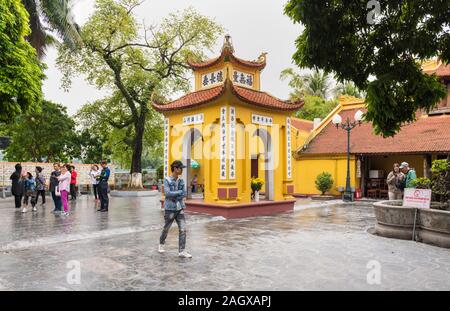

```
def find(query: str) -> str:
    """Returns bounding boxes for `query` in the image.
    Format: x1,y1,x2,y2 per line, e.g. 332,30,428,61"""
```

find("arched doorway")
182,128,203,199
252,128,274,200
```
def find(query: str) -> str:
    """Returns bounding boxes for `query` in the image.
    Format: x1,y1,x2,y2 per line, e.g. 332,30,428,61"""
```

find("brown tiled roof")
152,81,303,112
231,85,303,111
291,118,314,132
152,84,225,112
299,108,450,155
424,61,450,78
188,49,266,71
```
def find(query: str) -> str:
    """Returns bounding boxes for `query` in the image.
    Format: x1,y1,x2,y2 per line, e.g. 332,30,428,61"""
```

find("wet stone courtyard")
0,195,449,291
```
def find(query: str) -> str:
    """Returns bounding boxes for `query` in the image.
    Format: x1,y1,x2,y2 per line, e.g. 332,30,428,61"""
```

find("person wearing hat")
35,166,47,206
97,160,110,212
158,160,192,258
400,162,417,189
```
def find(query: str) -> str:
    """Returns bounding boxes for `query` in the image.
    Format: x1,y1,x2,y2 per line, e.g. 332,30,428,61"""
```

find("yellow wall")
369,155,425,177
293,155,357,195
163,89,295,204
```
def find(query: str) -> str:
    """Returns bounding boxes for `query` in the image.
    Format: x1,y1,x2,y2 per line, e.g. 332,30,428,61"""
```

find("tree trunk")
129,112,146,189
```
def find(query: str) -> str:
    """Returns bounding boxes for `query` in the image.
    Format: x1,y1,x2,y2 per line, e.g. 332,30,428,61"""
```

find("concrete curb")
110,190,159,197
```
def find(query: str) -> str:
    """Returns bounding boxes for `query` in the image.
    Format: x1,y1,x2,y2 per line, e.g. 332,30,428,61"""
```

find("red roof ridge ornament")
187,35,267,71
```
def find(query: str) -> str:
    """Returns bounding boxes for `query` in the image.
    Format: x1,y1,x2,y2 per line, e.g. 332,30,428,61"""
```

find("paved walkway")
0,195,449,290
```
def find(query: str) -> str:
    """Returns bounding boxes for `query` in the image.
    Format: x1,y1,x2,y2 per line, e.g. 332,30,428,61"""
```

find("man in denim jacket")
158,160,192,258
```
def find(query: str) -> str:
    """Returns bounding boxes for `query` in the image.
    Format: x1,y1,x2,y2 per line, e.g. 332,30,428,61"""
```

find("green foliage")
334,81,365,98
280,68,333,99
4,100,78,162
295,95,337,121
411,177,432,189
21,0,81,58
430,159,450,203
284,0,449,137
157,165,164,180
0,0,44,122
315,172,334,195
58,0,223,176
251,177,264,192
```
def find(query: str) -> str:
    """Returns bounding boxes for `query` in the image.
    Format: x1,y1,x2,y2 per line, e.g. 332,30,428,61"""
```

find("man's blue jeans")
51,191,62,211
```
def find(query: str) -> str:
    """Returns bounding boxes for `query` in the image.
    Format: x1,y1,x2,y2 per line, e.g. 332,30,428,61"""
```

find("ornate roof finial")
221,34,234,54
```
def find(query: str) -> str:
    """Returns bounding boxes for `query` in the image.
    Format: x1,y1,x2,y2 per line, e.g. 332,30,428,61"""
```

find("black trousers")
93,184,99,199
98,182,109,210
14,195,22,208
36,190,45,204
70,184,77,199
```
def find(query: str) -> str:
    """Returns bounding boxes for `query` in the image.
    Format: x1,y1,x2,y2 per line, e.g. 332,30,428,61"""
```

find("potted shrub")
411,177,432,189
315,172,333,195
251,177,264,202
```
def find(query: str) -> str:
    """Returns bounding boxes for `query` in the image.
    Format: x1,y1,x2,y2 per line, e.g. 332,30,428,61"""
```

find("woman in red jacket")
70,165,77,200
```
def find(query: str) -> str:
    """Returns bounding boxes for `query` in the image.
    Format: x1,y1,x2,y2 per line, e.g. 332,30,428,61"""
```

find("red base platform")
160,199,296,219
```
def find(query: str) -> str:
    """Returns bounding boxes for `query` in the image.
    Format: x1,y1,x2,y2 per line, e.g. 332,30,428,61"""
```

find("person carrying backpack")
158,160,192,258
22,172,37,213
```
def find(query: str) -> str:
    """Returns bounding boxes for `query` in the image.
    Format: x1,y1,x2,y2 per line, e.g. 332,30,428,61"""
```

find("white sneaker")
158,244,165,253
178,251,192,258
32,206,37,212
22,207,27,213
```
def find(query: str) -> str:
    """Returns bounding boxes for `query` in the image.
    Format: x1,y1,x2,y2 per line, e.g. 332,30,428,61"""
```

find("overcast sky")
42,0,304,116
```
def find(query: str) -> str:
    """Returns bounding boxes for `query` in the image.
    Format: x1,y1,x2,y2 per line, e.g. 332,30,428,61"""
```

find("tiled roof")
153,84,225,112
423,60,450,78
291,118,314,132
153,81,303,112
299,108,450,155
231,85,303,111
188,49,266,71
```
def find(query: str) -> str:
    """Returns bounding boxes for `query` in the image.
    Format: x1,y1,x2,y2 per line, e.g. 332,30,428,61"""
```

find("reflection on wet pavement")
0,195,449,290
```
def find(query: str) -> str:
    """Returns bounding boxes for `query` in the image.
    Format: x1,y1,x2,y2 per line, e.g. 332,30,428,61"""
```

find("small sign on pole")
403,188,432,208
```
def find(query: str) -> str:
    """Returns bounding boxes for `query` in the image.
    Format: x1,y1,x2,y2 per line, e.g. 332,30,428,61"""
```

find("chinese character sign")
228,107,236,180
252,114,273,126
201,70,224,88
220,107,227,179
232,70,254,87
286,117,292,179
183,113,204,125
164,118,170,177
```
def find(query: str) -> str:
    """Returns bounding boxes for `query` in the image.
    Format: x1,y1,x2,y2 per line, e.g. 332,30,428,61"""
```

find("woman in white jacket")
58,164,72,216
89,165,101,201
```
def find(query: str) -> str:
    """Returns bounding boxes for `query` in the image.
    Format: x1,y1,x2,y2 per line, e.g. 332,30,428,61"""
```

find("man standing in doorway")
158,160,192,258
97,160,110,212
400,162,417,188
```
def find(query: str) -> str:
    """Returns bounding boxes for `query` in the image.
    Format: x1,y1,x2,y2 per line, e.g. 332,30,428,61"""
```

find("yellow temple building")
153,35,303,217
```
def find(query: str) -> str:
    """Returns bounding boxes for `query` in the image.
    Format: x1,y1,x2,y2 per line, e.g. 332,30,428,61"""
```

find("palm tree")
334,81,365,98
22,0,81,58
280,68,332,99
302,69,332,98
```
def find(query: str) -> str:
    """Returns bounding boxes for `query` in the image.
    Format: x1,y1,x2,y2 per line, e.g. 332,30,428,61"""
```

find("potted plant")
251,177,264,202
315,172,333,195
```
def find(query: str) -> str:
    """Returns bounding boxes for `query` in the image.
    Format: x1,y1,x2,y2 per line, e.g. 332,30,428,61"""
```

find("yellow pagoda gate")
153,36,303,218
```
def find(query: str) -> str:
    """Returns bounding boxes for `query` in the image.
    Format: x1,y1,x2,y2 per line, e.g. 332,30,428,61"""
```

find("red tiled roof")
231,85,303,111
299,108,450,155
291,118,314,132
188,49,266,71
152,84,225,112
152,81,303,112
424,61,450,78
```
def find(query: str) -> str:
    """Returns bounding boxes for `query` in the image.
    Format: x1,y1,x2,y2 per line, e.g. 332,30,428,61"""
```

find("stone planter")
110,190,159,197
373,200,450,248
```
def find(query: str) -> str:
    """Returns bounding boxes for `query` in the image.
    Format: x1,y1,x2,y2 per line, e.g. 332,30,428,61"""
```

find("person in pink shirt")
58,164,72,216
